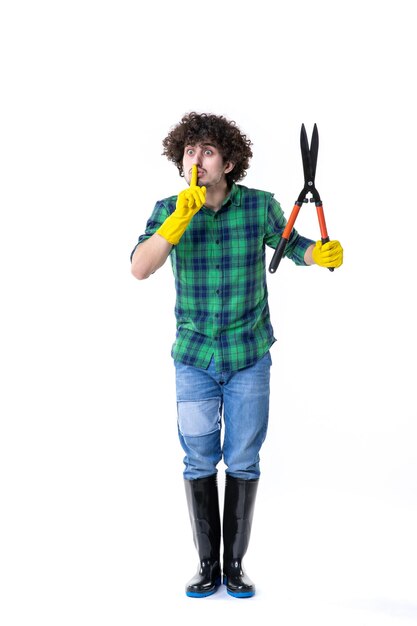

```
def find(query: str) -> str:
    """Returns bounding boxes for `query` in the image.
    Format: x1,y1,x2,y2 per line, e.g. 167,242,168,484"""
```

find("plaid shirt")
132,184,314,372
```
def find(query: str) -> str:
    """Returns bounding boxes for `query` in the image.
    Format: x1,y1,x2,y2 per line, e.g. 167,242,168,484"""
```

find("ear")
224,161,235,174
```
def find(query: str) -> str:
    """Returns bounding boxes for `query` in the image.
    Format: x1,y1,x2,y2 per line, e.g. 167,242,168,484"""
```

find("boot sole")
226,589,255,598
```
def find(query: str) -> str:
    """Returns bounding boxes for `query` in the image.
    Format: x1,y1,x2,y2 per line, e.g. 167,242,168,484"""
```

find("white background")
1,1,416,624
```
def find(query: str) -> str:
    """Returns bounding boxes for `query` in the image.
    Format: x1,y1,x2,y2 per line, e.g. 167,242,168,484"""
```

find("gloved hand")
157,165,206,245
312,240,343,268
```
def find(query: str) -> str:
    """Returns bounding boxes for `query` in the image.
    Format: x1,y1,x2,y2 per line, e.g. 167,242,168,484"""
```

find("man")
130,112,343,598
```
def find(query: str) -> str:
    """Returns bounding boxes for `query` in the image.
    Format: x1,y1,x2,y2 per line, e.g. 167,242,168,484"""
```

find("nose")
191,147,203,165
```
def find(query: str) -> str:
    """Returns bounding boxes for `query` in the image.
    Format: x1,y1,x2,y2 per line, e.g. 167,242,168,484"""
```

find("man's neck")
204,180,230,213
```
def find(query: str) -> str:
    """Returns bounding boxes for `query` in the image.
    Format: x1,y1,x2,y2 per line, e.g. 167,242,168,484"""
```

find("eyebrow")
185,143,217,149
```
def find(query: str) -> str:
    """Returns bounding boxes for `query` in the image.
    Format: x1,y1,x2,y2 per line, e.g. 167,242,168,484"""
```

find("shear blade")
300,124,314,183
310,124,319,181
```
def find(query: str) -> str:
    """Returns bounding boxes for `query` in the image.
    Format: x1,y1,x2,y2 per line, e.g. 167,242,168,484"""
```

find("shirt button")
216,289,220,295
215,313,219,318
216,240,220,244
216,265,220,269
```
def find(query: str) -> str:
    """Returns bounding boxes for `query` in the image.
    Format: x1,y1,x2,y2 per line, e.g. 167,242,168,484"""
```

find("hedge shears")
269,123,333,273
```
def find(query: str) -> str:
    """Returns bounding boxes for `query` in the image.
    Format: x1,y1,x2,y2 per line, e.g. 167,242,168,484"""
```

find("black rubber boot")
184,474,221,597
223,475,259,598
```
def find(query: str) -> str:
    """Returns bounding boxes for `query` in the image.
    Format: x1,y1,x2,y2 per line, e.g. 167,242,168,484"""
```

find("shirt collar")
222,183,241,208
200,184,242,216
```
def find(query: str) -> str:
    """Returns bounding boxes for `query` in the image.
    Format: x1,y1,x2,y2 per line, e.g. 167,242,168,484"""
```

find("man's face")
182,142,234,188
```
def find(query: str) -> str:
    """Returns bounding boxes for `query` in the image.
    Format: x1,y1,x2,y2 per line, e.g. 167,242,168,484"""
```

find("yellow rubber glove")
312,240,343,268
157,165,206,245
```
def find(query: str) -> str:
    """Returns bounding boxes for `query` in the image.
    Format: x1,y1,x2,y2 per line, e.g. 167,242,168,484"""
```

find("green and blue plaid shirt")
132,184,314,373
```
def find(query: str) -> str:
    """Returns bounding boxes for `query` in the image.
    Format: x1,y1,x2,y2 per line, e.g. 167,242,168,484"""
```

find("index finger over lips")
190,164,198,187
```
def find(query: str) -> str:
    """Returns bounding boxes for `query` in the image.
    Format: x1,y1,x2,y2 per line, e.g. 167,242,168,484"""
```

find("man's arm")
304,243,315,265
131,233,172,280
131,165,206,280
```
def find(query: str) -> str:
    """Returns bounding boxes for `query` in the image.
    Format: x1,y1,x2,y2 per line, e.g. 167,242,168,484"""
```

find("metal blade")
300,124,313,183
310,123,319,181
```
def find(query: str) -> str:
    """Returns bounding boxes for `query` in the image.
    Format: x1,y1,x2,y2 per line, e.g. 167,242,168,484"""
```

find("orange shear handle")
268,202,302,273
316,202,334,272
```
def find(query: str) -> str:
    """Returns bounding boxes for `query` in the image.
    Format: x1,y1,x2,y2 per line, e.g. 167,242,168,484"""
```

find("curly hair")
162,112,253,186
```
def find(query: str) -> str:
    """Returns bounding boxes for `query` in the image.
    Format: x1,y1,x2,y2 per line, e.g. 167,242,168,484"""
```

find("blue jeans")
175,352,272,480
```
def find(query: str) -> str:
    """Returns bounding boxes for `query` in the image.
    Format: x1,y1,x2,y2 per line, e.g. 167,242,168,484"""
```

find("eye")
186,148,194,156
204,149,213,156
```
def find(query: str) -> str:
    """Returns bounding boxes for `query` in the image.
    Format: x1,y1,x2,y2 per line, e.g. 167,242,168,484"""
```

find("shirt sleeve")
264,196,315,266
130,199,171,261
